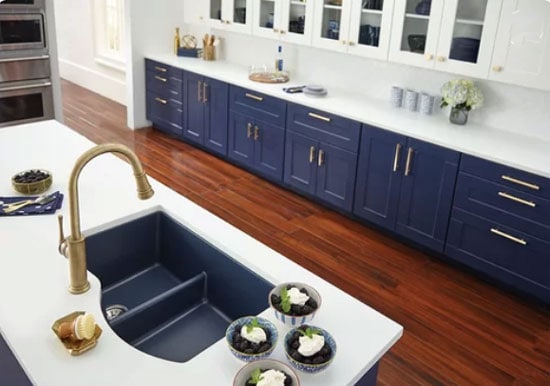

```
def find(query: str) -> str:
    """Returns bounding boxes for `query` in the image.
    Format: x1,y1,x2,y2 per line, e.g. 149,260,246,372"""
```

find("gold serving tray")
51,311,102,356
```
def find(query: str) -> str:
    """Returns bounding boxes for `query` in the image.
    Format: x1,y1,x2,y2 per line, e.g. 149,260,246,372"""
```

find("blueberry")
301,305,313,314
259,343,271,353
291,350,304,362
271,294,281,305
244,348,254,354
300,288,309,296
291,304,301,314
312,355,325,364
307,299,318,309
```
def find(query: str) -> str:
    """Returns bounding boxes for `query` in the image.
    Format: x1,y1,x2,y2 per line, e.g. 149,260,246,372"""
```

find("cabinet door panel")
280,0,315,44
317,143,358,212
228,111,254,166
204,77,229,156
396,139,460,252
253,0,282,39
312,0,352,52
284,131,317,196
353,125,406,229
183,72,205,144
253,120,285,182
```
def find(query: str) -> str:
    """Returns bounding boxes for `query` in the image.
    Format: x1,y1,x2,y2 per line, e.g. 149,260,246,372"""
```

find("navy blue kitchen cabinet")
285,104,361,212
183,71,229,156
354,124,460,252
228,87,286,182
145,59,184,137
446,155,550,303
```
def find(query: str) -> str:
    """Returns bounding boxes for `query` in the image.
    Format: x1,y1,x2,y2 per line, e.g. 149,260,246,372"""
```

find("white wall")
53,0,126,105
181,3,550,142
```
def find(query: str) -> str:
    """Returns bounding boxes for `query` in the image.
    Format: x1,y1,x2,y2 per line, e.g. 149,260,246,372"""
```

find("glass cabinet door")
253,0,281,39
231,0,249,27
280,0,314,44
388,0,444,67
208,0,223,24
206,0,252,32
435,0,501,77
312,0,353,51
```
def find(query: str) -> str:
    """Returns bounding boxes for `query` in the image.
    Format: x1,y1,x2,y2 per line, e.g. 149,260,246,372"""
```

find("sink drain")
105,304,128,321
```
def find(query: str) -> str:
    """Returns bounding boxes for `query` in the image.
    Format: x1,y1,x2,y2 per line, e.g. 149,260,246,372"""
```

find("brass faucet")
58,143,154,294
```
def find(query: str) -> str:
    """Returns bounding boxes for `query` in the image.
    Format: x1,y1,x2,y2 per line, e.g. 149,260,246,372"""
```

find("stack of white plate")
303,84,328,97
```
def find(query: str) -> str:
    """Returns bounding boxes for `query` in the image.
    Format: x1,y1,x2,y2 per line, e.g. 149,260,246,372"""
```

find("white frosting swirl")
298,334,325,357
257,369,286,386
287,287,310,306
240,325,266,344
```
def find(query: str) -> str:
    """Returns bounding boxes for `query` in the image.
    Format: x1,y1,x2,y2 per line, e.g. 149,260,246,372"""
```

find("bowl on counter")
226,316,278,362
233,359,300,386
11,169,52,195
268,282,321,326
284,325,337,374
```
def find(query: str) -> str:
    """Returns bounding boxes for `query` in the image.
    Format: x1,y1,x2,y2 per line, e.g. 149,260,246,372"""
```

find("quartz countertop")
0,121,402,386
146,53,550,179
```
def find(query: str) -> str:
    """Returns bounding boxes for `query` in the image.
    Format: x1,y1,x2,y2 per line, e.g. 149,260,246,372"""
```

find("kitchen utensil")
3,192,57,213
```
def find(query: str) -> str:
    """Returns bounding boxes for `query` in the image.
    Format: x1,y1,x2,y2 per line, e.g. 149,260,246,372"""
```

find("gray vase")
450,107,468,125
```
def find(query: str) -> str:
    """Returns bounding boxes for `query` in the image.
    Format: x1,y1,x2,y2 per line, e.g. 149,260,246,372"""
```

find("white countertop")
147,53,550,179
0,121,402,386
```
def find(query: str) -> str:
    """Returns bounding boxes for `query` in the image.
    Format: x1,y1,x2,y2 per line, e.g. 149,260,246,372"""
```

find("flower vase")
449,107,468,125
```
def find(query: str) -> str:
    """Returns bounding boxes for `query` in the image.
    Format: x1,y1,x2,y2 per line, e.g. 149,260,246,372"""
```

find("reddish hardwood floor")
60,79,549,385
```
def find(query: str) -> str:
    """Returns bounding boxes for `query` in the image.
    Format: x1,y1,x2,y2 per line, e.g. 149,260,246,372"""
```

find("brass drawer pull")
498,192,536,208
154,66,167,72
247,123,253,138
501,175,540,191
202,82,208,103
154,75,167,82
254,126,260,141
490,228,527,246
197,81,202,102
155,97,167,105
308,112,331,122
404,147,414,176
245,93,264,102
393,143,402,172
309,146,316,164
318,149,325,167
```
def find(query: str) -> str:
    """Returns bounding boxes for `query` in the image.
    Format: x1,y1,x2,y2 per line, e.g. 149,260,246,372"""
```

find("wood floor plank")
59,79,550,386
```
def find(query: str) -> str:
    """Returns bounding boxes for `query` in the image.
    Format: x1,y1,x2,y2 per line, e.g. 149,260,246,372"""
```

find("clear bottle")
274,45,283,72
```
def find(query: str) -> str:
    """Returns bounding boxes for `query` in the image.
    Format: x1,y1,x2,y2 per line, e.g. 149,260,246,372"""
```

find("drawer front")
454,173,550,239
229,86,286,126
146,70,183,99
145,59,183,81
146,91,183,135
461,154,550,200
286,103,361,153
446,209,550,296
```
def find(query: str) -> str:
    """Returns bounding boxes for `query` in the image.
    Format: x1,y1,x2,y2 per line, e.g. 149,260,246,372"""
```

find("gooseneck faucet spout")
58,143,154,294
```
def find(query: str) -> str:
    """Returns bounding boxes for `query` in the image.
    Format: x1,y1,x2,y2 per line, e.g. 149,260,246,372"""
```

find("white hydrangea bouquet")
440,79,484,125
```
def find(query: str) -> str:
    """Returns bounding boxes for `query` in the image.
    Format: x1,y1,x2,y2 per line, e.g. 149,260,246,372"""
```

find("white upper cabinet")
489,0,550,91
312,0,396,60
252,0,315,45
389,0,501,78
206,0,253,33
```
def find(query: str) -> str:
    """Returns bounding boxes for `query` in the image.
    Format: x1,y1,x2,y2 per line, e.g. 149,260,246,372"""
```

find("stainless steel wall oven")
0,13,46,53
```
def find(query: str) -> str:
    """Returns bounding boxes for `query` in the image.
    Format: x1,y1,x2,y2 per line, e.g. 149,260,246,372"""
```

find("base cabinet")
354,124,460,252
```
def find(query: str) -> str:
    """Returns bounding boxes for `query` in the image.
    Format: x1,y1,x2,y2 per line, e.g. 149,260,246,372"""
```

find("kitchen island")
0,120,403,385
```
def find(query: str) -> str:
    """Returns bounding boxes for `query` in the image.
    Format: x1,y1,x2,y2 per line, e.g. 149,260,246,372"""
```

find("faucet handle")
57,214,68,257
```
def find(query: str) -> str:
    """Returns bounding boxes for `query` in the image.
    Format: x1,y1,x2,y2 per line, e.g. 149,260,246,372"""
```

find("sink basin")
86,210,274,362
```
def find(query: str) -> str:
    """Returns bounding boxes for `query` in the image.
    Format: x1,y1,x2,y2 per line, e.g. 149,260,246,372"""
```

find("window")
93,0,126,71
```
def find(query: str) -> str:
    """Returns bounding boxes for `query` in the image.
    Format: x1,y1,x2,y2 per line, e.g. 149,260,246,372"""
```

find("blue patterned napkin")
0,191,64,217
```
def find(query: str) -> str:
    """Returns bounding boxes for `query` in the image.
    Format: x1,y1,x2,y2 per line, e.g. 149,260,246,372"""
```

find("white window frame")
92,0,126,72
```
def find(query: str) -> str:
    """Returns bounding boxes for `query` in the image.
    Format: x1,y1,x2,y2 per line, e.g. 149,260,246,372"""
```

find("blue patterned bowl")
226,316,278,362
233,359,301,386
268,282,321,327
284,325,337,374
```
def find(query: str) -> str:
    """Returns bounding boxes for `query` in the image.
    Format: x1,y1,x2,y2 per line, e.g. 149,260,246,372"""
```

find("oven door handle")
0,81,52,92
0,55,50,63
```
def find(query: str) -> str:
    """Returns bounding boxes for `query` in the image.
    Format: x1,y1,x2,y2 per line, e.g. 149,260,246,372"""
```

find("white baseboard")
58,59,127,105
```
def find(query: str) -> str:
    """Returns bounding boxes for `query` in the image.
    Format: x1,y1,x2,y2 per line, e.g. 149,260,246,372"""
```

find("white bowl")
233,359,300,386
268,282,321,326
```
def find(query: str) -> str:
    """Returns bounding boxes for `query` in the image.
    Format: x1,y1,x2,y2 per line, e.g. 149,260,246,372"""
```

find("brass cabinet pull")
501,175,540,191
154,66,167,72
197,81,203,102
254,126,260,141
245,93,264,102
308,112,331,122
155,97,167,105
490,228,527,246
393,143,402,172
154,75,167,83
202,82,208,103
247,123,253,138
309,146,316,164
498,192,536,208
404,147,414,176
318,149,325,167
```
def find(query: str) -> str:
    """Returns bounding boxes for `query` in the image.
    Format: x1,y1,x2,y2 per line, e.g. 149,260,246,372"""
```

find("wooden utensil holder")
203,46,215,61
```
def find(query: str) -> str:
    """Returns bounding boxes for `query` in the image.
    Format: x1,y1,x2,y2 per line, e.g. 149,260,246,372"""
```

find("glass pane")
449,0,487,63
358,0,384,47
321,0,343,40
0,94,44,124
400,0,430,54
0,20,42,44
210,0,222,20
233,0,247,24
258,0,275,29
288,2,307,35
